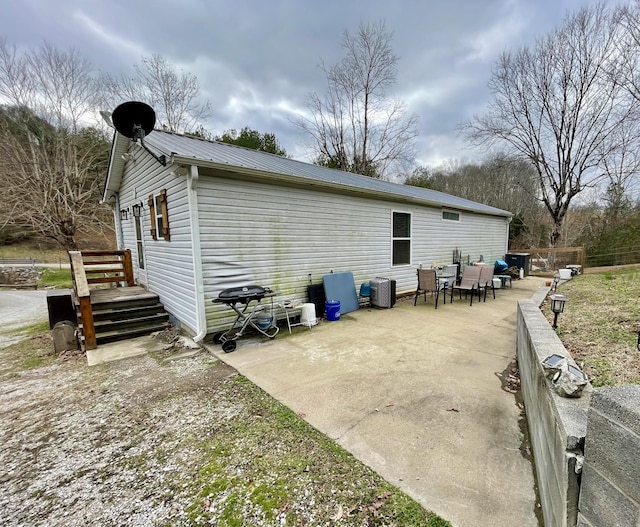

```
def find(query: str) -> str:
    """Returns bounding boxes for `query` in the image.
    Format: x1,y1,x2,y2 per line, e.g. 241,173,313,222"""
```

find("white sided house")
103,130,512,341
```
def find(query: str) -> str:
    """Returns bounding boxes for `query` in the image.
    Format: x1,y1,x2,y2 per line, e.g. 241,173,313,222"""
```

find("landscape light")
549,294,567,329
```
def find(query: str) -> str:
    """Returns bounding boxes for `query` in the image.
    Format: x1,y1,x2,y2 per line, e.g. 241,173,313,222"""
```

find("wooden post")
79,296,96,350
68,251,96,350
123,249,135,286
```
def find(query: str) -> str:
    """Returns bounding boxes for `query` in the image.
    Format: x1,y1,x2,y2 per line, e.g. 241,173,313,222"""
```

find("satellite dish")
112,101,156,138
111,101,166,166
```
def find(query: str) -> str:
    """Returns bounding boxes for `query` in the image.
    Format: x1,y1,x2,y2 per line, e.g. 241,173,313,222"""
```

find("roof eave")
102,132,130,203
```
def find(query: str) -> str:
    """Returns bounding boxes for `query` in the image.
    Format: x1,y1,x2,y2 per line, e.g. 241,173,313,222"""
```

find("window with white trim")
392,212,411,265
442,209,460,222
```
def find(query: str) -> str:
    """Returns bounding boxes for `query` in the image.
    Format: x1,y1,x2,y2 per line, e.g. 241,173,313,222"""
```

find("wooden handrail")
67,249,135,350
69,251,96,349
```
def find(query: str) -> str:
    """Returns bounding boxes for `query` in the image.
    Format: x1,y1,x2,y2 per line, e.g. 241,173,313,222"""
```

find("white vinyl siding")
117,149,198,333
197,172,508,331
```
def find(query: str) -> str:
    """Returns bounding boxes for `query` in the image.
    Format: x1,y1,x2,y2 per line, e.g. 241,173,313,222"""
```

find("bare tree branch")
101,54,212,133
463,3,638,246
297,21,417,179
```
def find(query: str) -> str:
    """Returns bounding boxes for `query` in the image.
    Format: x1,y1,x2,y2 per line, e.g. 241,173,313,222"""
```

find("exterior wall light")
119,208,129,220
549,293,567,329
132,202,143,218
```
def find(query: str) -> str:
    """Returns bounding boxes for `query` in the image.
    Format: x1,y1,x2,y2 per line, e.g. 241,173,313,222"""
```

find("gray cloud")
0,0,600,169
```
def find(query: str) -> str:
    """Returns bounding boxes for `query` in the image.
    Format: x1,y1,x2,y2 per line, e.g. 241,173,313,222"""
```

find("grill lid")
215,285,270,302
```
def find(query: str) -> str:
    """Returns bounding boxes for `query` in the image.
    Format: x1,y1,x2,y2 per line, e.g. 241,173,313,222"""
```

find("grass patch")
38,268,73,289
0,320,50,337
542,268,640,386
0,245,67,264
0,332,57,374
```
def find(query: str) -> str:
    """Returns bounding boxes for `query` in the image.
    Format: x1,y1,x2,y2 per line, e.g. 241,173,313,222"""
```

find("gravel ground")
0,347,243,527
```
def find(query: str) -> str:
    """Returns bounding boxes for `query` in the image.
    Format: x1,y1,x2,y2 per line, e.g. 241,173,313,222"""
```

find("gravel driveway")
0,290,48,347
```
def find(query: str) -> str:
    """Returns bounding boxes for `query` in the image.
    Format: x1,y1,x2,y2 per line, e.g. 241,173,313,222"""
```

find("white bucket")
492,278,501,289
559,268,572,280
300,303,318,327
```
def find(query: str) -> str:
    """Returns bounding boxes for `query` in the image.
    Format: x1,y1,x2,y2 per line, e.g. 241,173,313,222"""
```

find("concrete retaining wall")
516,297,592,527
577,385,640,527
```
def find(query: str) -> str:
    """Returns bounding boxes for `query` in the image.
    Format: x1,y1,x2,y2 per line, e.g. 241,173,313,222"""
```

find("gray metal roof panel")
144,130,511,217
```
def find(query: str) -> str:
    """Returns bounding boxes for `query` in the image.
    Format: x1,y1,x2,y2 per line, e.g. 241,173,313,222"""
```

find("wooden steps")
77,286,169,347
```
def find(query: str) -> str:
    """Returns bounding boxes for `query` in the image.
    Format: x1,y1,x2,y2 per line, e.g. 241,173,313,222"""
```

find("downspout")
187,165,207,342
506,216,513,254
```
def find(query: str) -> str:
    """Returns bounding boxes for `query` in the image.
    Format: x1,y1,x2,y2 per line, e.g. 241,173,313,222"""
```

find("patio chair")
450,265,481,306
414,268,441,308
478,264,496,301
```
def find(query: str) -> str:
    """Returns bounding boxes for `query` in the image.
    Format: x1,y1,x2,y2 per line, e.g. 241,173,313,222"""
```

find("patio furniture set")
414,264,503,308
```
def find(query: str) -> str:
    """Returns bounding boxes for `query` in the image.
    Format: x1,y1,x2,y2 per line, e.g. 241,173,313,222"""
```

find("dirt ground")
0,347,242,527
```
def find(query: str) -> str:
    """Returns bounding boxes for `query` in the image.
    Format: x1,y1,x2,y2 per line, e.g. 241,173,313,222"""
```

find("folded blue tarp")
494,260,508,273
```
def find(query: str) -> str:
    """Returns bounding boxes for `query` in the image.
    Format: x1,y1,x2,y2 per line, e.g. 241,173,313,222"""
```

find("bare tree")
464,4,636,246
102,54,212,133
298,21,418,179
612,2,640,102
0,40,110,250
0,39,99,130
597,117,640,220
0,38,35,108
0,107,109,249
407,154,547,247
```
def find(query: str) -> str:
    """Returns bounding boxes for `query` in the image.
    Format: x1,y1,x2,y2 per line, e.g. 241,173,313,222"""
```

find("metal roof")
110,130,511,217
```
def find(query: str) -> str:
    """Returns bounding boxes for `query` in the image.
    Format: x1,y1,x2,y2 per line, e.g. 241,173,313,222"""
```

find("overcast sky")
0,0,600,170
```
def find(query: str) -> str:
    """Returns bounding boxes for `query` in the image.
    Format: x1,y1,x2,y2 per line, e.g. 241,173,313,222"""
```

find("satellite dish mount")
112,101,167,166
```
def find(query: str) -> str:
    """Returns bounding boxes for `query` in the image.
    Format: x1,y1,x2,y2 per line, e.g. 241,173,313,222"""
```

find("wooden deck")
69,250,168,350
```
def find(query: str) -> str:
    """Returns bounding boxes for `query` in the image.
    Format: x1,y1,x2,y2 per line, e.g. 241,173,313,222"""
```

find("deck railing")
68,250,134,349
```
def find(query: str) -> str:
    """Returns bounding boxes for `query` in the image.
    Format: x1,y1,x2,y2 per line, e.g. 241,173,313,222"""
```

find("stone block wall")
578,385,640,527
517,299,592,527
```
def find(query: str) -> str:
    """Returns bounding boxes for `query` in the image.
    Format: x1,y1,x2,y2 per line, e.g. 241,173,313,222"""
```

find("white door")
134,213,147,285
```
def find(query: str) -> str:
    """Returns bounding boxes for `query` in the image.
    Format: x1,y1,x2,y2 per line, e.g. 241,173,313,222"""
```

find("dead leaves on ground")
331,490,393,521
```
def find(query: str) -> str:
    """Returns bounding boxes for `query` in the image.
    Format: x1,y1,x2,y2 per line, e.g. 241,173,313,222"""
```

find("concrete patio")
207,276,547,527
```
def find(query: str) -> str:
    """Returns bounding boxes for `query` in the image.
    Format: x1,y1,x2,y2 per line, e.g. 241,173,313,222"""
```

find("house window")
392,212,411,266
442,209,460,222
147,189,170,241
